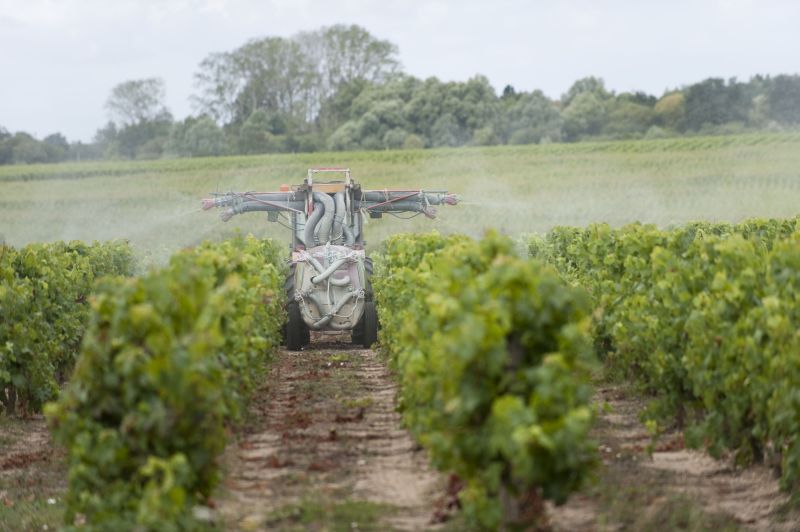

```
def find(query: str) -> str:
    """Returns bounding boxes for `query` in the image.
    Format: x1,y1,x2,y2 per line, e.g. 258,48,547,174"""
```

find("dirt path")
216,337,444,531
549,385,799,532
3,352,797,531
0,416,66,530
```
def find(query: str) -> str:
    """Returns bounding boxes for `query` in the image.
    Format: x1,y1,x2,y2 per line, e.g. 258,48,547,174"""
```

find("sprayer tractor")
202,168,458,350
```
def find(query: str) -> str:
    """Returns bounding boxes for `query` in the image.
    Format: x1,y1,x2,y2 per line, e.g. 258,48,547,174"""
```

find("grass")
592,478,742,531
0,497,65,532
1,133,799,263
264,497,398,531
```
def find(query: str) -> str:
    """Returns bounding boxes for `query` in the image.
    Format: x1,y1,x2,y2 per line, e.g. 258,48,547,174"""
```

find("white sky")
1,0,798,142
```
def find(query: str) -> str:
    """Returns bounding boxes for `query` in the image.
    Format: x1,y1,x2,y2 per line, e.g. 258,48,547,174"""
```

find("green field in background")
1,132,799,261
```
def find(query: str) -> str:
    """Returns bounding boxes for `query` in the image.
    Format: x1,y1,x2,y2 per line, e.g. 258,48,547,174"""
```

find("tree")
113,111,173,159
92,121,118,157
237,110,287,154
43,133,69,162
403,76,498,147
654,92,686,130
11,132,48,164
562,92,607,140
194,36,317,127
430,113,462,147
501,85,518,101
167,117,227,157
328,121,360,151
317,78,371,133
603,100,655,138
194,25,399,131
562,76,611,107
326,75,419,150
383,128,409,149
503,90,562,144
767,75,800,125
472,127,499,146
106,78,169,126
0,126,11,164
103,78,173,159
455,76,501,133
617,91,657,107
299,24,399,98
682,78,749,131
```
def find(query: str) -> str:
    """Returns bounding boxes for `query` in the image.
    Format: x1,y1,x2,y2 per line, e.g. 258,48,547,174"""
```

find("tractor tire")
351,256,374,345
286,301,306,351
361,301,378,348
363,256,374,299
351,315,364,345
284,263,310,350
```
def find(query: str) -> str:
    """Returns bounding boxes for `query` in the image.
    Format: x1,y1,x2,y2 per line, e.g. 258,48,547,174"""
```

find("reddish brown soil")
216,338,444,530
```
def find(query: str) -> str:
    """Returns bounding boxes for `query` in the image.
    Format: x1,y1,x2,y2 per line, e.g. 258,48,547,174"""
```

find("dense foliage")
0,240,133,415
374,232,596,529
3,24,800,162
46,236,285,530
528,217,800,490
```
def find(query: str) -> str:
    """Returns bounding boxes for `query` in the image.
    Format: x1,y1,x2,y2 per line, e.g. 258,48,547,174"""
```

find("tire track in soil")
549,386,798,532
216,338,443,531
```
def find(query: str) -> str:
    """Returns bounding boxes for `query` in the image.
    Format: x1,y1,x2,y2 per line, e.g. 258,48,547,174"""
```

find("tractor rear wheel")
351,318,364,345
284,263,309,350
361,301,378,348
352,256,375,346
286,301,306,351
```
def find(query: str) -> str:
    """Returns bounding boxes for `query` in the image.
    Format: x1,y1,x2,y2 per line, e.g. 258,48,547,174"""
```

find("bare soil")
2,348,797,531
216,335,444,531
0,415,66,531
549,385,800,532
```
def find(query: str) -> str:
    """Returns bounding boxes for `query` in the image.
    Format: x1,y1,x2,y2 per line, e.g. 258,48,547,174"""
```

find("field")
3,133,800,531
2,132,800,259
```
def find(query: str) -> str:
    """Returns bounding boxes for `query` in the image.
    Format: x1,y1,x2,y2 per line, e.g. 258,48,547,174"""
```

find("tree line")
2,24,800,165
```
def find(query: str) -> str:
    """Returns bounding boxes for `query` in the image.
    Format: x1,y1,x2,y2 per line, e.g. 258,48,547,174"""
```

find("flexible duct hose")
314,192,335,244
342,224,355,245
219,200,306,221
353,212,361,243
303,254,351,287
305,255,325,274
303,291,358,329
311,257,350,285
332,192,346,244
303,198,325,248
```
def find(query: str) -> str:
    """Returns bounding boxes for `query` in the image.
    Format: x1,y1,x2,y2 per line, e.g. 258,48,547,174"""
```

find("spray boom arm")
202,189,458,220
201,168,458,249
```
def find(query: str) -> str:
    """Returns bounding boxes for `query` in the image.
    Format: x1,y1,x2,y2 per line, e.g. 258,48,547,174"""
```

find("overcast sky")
1,0,798,142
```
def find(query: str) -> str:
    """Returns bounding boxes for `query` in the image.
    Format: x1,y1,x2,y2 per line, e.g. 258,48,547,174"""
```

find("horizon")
2,0,799,142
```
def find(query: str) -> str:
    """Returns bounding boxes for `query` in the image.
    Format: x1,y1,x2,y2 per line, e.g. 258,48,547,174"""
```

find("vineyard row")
373,232,596,529
0,240,133,415
45,236,285,529
5,216,800,528
528,217,800,490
